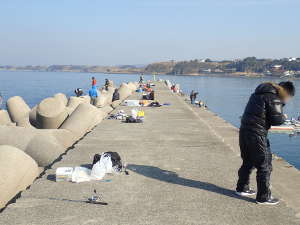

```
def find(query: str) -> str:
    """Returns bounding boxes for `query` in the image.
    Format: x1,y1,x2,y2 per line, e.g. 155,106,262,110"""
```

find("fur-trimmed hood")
255,82,289,100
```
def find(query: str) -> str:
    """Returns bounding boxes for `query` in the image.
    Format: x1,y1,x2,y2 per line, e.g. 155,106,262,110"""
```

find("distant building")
200,68,211,73
288,57,297,62
214,69,224,73
272,65,283,69
271,65,284,76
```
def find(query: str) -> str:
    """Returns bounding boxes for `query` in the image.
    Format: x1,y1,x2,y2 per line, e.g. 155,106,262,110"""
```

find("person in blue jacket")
89,86,98,106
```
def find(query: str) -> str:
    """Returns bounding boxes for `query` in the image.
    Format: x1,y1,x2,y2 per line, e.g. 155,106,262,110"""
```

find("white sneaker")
235,189,256,196
256,198,280,205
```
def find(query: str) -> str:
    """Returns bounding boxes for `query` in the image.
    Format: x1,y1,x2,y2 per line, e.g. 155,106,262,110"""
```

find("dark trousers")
90,97,97,106
236,129,272,201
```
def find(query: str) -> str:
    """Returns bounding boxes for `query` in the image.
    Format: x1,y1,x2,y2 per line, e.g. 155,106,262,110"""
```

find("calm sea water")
0,71,299,169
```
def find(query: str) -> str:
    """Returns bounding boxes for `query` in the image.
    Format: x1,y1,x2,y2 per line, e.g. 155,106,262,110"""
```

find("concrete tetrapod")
6,96,32,127
36,97,68,129
0,126,76,166
54,93,68,106
118,83,132,101
29,105,38,127
60,103,105,140
25,133,66,167
127,82,137,92
0,145,39,209
111,100,122,109
95,88,114,108
101,105,114,115
0,110,15,126
0,126,37,150
67,97,85,114
66,96,91,114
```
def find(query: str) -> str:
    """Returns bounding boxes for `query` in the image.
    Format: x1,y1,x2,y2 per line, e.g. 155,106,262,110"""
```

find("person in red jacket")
92,77,97,87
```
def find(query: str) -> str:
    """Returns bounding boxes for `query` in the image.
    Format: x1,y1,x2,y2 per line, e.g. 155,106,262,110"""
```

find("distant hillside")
2,57,300,77
0,64,145,74
144,57,300,77
145,61,174,74
145,59,234,75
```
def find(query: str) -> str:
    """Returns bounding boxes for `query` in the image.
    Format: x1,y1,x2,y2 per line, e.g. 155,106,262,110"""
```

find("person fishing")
236,81,295,205
139,75,144,84
92,77,97,87
89,86,98,106
74,88,83,97
105,79,109,91
190,90,198,104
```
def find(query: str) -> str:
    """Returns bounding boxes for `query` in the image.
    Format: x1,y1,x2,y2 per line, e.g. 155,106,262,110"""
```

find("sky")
0,0,300,66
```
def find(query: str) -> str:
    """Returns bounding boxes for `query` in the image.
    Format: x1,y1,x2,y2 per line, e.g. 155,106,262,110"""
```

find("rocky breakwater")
0,81,138,209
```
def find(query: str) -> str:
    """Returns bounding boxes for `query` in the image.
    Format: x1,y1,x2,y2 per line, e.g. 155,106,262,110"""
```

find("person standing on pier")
105,79,109,91
89,85,98,106
236,81,295,205
92,77,97,87
190,90,198,104
139,75,144,84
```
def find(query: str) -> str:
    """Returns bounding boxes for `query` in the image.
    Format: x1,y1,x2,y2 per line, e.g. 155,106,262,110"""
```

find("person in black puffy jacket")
112,89,120,102
235,81,295,205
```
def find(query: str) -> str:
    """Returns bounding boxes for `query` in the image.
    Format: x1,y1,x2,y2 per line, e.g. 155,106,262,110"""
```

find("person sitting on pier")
112,89,120,102
74,88,83,97
198,100,204,108
149,90,155,100
89,86,98,106
236,81,295,205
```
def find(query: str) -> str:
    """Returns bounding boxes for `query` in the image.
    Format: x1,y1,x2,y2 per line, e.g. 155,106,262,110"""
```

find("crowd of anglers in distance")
75,77,120,106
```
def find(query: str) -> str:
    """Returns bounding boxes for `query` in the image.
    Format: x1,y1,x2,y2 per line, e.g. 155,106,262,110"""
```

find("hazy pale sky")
0,0,299,66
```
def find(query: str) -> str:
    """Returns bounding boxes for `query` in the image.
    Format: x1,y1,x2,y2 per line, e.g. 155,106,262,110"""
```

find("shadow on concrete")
127,164,255,203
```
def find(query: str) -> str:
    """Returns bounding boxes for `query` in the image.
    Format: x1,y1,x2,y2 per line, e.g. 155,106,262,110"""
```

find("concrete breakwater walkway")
1,82,300,225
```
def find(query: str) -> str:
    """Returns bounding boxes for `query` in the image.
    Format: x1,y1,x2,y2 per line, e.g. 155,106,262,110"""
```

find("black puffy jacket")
240,83,286,136
112,91,120,102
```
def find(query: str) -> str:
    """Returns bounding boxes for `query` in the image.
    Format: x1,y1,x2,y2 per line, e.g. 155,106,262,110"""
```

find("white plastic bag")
71,167,92,183
131,108,138,119
91,153,113,179
124,100,140,106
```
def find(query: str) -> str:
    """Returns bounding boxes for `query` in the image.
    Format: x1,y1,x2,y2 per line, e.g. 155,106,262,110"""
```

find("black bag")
125,116,143,123
125,116,136,123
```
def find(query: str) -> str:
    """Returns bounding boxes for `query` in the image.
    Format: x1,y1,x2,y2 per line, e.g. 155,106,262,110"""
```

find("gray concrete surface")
1,82,299,225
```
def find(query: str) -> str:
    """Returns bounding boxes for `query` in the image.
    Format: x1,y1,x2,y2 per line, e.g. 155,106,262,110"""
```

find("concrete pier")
0,82,299,225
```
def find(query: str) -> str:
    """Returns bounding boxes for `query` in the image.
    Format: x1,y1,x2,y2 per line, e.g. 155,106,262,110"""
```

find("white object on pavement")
91,153,113,180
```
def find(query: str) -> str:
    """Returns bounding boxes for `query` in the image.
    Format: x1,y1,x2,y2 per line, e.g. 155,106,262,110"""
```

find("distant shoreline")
0,69,295,79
